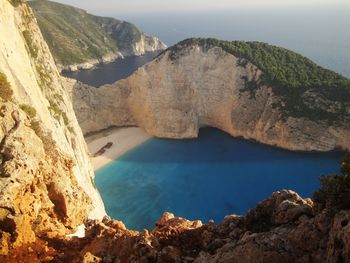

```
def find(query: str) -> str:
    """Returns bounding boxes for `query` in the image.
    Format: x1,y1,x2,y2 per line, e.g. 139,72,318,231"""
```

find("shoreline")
59,50,164,73
86,127,152,171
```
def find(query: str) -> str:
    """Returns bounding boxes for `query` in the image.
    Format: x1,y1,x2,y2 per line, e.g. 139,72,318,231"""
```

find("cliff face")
73,44,350,151
0,0,104,255
28,0,167,72
94,17,167,56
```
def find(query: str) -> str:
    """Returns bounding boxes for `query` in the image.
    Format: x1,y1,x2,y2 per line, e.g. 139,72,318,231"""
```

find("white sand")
86,127,151,170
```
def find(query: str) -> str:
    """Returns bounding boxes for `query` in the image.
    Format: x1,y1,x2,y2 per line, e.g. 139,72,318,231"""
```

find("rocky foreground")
2,190,350,263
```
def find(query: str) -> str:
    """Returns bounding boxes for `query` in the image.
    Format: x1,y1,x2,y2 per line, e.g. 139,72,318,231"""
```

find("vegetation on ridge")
162,38,350,123
28,0,161,66
20,104,37,118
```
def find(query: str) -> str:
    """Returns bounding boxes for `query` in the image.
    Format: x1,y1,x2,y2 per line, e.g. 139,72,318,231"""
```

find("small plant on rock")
0,72,13,101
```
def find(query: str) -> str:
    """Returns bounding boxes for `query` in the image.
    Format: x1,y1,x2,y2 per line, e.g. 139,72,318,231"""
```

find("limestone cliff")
73,39,350,152
28,0,167,72
0,0,105,255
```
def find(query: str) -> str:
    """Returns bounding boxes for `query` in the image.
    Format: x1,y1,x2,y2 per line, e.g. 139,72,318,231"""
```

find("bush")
48,99,63,120
313,154,350,212
20,104,37,118
0,72,13,101
48,99,70,126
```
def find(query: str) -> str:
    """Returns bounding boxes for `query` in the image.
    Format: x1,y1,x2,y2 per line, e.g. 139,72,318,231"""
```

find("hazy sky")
52,0,350,15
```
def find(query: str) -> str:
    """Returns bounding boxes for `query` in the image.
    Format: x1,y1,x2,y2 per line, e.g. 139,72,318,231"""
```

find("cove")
95,128,343,230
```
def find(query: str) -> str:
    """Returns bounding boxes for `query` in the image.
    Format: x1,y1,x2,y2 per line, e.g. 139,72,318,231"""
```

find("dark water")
62,52,159,86
95,128,343,230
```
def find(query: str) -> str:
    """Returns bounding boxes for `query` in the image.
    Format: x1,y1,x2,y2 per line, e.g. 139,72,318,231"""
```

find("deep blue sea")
95,128,343,230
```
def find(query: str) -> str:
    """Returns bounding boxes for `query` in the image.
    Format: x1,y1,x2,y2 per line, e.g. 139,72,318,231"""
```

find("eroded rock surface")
2,190,350,263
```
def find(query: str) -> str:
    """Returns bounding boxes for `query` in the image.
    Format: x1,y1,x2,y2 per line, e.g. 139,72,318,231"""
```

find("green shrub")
20,104,37,118
62,112,69,126
48,99,70,126
313,154,350,212
48,99,63,121
0,72,13,101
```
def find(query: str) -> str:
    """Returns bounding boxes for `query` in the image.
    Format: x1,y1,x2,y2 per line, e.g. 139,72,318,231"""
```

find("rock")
159,246,182,263
156,212,175,226
274,200,312,224
154,212,203,232
0,0,104,255
326,211,350,262
82,252,102,263
72,43,350,152
273,192,313,224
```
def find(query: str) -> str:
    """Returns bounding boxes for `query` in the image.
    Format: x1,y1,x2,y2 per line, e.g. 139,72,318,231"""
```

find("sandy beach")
86,127,152,170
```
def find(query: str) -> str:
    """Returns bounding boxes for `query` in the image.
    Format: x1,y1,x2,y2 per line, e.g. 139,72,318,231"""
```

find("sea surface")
95,128,343,230
62,52,159,87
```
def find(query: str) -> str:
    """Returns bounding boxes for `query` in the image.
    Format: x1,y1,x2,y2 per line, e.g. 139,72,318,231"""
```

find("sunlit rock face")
73,44,350,152
0,0,105,255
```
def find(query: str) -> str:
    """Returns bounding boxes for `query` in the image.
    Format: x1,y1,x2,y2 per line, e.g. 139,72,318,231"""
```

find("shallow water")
95,128,343,230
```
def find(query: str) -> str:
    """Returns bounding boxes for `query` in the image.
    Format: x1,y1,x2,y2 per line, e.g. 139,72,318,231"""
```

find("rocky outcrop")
0,0,105,255
72,43,350,151
3,190,350,263
29,0,167,72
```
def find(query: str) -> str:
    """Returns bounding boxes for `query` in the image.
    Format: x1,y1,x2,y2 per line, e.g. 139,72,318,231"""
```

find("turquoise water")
95,128,343,230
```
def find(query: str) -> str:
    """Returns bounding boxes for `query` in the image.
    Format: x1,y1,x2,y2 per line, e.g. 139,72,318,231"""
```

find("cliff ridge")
28,0,167,72
72,39,350,151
